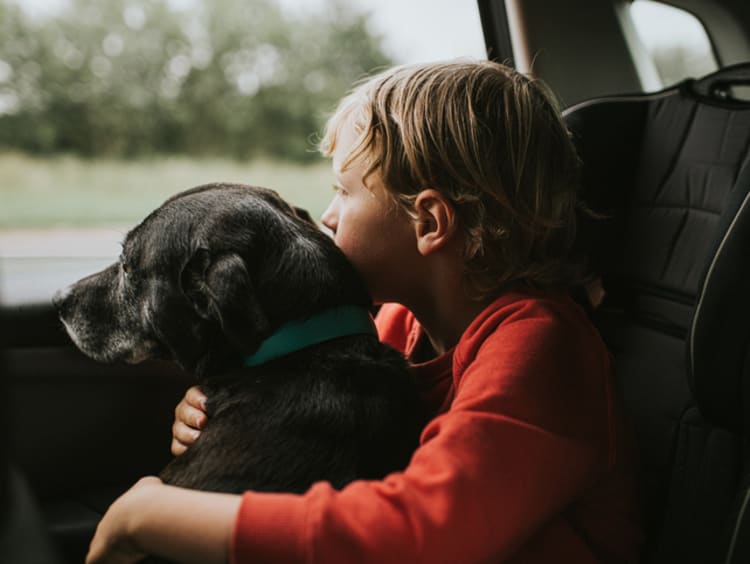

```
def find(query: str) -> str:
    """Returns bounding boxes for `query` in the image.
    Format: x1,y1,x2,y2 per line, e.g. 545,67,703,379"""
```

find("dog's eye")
121,260,130,275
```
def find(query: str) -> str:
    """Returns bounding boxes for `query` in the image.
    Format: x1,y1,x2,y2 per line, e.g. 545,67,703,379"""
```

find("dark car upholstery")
2,303,193,563
564,63,750,564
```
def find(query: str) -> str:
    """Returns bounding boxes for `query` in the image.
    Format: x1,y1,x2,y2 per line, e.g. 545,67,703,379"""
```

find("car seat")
563,63,750,564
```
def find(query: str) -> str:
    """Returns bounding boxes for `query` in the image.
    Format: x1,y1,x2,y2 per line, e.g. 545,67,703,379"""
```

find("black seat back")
564,63,750,564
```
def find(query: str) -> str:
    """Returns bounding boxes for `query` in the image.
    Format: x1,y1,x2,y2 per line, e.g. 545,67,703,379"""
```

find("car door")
2,298,193,562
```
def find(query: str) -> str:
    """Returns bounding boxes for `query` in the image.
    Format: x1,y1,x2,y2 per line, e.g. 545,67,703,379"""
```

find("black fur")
56,183,423,494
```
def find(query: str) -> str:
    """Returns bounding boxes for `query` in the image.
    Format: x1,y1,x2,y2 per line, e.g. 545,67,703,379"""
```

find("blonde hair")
320,60,582,299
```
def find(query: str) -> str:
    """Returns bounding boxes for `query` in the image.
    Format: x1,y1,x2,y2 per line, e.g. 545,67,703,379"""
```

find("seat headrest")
565,63,750,431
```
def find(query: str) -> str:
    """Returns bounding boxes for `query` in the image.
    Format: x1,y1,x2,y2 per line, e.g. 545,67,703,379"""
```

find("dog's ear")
292,206,316,226
180,248,212,317
180,249,269,352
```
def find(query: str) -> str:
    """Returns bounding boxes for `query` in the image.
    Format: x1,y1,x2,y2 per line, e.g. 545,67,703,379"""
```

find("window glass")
629,0,718,88
0,0,485,304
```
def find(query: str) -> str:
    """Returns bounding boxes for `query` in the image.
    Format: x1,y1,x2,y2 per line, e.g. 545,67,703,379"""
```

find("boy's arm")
93,300,633,563
86,477,240,564
230,302,637,563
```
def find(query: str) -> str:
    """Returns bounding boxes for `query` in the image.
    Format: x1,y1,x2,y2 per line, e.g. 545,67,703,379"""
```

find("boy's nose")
321,204,337,235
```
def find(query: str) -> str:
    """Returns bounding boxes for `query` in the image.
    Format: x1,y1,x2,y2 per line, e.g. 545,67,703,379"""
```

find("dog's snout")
52,285,72,312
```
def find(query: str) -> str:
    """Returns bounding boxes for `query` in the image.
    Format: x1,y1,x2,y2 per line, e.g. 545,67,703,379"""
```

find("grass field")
0,152,335,228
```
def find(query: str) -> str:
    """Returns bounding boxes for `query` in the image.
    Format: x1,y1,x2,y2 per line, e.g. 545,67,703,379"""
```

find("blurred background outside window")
628,0,718,89
0,0,485,303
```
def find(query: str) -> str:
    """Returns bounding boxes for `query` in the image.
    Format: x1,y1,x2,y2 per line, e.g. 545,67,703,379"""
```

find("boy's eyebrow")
331,153,345,174
333,167,348,182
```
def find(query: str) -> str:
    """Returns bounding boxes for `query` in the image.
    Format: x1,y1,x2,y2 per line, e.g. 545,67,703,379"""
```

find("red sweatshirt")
231,291,643,563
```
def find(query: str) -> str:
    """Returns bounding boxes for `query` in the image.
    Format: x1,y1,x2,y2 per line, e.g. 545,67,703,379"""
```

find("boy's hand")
86,476,161,564
171,386,207,456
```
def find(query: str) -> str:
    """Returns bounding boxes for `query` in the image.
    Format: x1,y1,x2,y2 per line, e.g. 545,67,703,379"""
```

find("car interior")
2,0,750,562
477,0,750,562
565,66,750,563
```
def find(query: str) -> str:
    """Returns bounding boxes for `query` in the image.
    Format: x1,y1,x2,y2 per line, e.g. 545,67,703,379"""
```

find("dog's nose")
52,285,71,312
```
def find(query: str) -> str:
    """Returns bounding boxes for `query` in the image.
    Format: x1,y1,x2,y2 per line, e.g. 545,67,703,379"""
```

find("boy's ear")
413,189,457,256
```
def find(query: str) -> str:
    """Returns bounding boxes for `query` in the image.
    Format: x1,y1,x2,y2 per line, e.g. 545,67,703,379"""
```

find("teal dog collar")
243,305,377,367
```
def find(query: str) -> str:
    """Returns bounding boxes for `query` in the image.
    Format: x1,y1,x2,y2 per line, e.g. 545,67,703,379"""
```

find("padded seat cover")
564,63,750,564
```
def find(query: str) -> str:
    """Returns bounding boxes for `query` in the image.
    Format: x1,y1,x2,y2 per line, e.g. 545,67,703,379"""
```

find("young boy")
87,60,642,563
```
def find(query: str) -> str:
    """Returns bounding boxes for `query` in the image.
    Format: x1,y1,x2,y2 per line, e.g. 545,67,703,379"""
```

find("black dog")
56,183,423,494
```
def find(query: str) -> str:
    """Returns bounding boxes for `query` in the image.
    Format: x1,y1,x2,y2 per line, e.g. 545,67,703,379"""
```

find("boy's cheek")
336,239,368,273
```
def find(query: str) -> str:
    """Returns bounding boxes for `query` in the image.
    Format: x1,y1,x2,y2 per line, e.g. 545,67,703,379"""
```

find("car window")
0,0,485,304
627,0,718,89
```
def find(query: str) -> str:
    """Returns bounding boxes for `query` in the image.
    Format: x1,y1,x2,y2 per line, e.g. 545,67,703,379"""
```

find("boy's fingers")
171,386,207,456
171,437,188,457
171,422,201,456
175,401,207,430
173,420,201,445
185,386,207,411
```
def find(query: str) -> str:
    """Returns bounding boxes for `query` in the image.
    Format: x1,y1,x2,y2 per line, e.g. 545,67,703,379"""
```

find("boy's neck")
400,239,493,355
409,293,493,356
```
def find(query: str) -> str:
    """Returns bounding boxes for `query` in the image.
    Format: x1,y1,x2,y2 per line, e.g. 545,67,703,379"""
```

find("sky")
10,0,488,64
329,0,487,63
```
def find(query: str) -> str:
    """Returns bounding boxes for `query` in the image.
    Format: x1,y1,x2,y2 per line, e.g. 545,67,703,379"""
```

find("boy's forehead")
331,118,363,174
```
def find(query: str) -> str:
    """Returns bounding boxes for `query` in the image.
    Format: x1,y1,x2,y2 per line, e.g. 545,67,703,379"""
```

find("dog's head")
55,183,371,376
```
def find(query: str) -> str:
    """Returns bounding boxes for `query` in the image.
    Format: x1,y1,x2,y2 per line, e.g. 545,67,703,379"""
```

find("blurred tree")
0,0,392,161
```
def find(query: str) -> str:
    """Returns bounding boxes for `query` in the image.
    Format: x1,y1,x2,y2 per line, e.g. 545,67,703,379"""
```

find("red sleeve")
373,302,419,355
230,297,636,563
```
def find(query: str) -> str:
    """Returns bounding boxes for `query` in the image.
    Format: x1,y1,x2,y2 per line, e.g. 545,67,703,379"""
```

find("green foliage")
0,152,335,227
0,0,392,161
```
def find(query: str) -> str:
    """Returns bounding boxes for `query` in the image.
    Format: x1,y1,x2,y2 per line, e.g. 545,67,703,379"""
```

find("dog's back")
160,334,422,493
